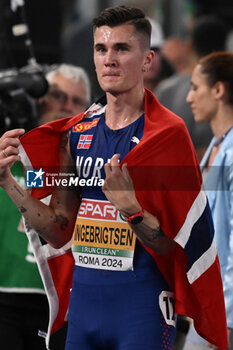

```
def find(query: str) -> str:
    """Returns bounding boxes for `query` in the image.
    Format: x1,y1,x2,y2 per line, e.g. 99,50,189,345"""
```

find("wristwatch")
126,208,144,224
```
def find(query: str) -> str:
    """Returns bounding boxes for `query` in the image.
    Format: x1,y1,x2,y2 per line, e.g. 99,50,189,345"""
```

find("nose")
62,96,75,114
186,90,192,104
104,49,117,67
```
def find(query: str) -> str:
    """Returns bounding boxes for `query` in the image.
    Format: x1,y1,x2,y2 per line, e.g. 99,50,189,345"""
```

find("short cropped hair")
199,51,233,104
46,64,91,104
92,5,151,50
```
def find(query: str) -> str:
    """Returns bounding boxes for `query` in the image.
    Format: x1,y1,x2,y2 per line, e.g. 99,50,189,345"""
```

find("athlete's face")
94,24,152,94
186,64,218,123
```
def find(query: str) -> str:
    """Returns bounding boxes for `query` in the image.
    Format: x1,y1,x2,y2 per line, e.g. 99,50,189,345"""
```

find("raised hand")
0,129,25,185
102,154,141,217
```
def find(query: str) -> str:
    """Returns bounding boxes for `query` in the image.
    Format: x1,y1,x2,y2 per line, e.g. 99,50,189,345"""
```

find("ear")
212,81,226,100
142,50,155,72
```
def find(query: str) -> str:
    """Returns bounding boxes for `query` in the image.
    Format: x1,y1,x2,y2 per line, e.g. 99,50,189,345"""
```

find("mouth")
103,72,120,77
190,105,196,113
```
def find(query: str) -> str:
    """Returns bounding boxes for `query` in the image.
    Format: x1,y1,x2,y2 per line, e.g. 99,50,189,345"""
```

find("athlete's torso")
67,111,176,350
69,111,170,286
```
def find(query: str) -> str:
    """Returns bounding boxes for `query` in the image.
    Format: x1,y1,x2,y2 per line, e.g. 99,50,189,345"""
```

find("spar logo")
78,199,118,221
72,118,100,133
26,168,44,187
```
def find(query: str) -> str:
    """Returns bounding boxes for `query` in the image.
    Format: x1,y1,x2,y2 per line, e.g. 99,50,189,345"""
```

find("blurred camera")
0,65,48,135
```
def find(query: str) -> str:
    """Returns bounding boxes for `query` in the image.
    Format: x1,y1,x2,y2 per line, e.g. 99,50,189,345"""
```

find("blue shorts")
65,268,176,350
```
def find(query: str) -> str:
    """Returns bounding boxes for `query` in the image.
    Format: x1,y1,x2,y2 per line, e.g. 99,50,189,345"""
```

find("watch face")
131,215,144,224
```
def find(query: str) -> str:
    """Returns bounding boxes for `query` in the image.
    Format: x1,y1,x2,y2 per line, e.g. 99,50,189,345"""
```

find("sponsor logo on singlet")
72,199,136,271
72,118,100,133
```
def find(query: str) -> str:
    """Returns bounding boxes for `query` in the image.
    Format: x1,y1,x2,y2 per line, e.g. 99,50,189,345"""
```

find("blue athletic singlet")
66,111,176,350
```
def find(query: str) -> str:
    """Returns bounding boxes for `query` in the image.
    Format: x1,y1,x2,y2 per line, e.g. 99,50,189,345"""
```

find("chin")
101,85,123,94
99,79,125,92
194,114,204,123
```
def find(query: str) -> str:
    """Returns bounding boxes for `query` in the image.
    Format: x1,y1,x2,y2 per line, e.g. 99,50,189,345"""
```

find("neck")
210,104,233,140
105,87,145,130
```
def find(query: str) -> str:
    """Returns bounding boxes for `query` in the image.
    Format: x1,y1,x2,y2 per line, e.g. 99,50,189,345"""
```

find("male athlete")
0,6,228,350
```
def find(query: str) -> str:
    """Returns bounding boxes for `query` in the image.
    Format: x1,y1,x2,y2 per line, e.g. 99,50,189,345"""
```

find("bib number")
159,291,176,326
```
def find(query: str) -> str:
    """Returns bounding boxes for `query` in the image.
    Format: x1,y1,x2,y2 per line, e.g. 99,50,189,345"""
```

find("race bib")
159,291,177,327
72,199,136,271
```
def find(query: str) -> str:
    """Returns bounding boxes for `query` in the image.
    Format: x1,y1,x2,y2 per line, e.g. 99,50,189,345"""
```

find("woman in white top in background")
185,51,233,350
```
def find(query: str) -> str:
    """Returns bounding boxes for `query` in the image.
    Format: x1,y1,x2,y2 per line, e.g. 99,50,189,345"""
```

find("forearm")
103,156,175,254
2,176,75,248
123,208,176,255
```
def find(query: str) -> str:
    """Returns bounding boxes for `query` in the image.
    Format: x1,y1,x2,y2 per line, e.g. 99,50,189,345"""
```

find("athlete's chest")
70,113,144,182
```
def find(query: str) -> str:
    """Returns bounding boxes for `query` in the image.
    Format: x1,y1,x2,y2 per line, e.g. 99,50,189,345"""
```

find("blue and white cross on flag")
26,168,45,188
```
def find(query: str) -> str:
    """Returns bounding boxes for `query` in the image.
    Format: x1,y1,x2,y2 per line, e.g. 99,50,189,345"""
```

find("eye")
49,90,67,103
115,44,129,52
98,47,106,53
118,46,127,51
73,97,87,108
95,45,106,53
190,83,197,92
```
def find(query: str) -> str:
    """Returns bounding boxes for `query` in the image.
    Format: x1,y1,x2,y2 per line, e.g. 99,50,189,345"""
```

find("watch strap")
125,208,144,224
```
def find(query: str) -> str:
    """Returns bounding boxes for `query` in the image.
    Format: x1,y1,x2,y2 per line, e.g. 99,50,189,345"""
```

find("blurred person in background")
161,37,193,74
38,63,91,125
143,17,174,91
156,16,228,161
185,51,233,350
0,63,90,350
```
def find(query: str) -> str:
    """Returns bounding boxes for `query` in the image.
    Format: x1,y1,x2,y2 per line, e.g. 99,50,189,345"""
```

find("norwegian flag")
77,134,93,149
19,90,228,350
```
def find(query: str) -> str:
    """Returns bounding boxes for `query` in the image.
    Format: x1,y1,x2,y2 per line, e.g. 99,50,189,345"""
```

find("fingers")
104,154,130,180
104,153,120,177
0,129,25,172
1,148,20,165
1,129,25,141
110,153,120,167
1,145,20,158
103,153,133,193
121,162,129,177
1,137,22,151
2,149,8,158
0,144,21,165
0,129,25,159
0,154,22,167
